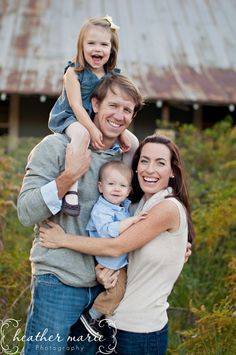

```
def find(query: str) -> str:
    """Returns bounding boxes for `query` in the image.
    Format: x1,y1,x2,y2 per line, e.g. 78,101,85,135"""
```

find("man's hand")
65,141,91,181
95,264,120,289
56,139,91,199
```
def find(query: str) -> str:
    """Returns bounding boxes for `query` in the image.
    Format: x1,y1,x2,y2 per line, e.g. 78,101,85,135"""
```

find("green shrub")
0,120,235,354
167,119,236,354
0,137,40,320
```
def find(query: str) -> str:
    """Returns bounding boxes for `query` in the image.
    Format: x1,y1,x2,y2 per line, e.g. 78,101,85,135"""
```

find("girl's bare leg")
62,122,90,216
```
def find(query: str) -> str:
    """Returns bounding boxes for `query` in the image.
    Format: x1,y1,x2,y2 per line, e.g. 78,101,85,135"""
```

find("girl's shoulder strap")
108,67,121,75
64,61,76,74
64,61,85,82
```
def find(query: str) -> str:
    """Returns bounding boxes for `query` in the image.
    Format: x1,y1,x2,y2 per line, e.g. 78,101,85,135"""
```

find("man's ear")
91,97,99,113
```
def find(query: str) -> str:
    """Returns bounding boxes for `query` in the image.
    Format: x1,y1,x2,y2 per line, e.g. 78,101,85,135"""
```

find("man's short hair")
91,74,144,117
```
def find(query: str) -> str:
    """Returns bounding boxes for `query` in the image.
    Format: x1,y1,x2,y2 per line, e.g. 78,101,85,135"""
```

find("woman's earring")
135,170,138,173
171,175,175,178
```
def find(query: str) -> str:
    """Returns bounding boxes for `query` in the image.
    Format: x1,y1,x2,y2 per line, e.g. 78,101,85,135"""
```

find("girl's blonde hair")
75,16,119,73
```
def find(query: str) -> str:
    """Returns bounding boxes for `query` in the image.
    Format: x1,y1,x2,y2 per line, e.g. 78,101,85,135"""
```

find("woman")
39,134,194,354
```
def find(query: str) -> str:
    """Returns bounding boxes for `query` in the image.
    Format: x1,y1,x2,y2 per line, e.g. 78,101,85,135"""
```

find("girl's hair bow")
104,15,120,31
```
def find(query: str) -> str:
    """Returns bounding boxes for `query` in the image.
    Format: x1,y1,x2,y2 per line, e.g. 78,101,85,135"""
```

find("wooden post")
162,104,170,124
8,94,20,151
156,104,176,141
193,105,203,130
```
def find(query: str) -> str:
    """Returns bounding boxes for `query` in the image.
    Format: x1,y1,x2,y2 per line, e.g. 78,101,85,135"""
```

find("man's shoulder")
42,133,68,144
29,133,68,159
36,133,68,150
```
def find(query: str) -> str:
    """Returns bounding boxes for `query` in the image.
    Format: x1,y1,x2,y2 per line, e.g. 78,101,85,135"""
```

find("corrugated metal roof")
1,0,236,104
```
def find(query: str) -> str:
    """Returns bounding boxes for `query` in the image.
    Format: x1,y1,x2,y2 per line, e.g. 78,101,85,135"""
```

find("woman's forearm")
40,200,179,256
61,235,121,257
61,200,178,256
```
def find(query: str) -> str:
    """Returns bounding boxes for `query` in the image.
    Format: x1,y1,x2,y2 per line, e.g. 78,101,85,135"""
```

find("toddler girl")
48,16,139,216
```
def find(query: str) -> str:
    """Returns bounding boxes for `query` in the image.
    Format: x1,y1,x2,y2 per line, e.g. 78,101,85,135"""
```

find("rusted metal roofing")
1,0,236,104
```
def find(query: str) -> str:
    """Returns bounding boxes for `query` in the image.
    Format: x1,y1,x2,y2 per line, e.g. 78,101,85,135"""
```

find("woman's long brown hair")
131,135,195,243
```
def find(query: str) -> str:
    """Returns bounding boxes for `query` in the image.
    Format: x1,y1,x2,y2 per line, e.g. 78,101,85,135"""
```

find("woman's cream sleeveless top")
109,188,188,332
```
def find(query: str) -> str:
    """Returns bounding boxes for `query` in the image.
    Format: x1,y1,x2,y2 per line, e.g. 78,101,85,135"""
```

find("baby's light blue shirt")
86,195,131,270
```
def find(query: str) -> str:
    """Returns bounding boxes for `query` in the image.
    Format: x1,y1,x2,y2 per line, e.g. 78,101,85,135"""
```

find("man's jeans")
21,274,101,354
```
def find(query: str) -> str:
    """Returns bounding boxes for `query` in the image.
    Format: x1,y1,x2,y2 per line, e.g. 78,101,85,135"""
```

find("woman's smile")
137,142,173,199
143,176,159,183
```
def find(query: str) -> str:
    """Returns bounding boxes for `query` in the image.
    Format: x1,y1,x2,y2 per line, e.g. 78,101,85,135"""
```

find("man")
17,74,143,354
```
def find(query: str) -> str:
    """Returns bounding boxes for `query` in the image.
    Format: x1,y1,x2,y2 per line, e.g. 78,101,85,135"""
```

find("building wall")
19,96,54,137
1,95,235,139
133,102,161,140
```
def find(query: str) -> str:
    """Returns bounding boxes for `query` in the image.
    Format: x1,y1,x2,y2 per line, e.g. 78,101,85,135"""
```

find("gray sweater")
17,133,122,287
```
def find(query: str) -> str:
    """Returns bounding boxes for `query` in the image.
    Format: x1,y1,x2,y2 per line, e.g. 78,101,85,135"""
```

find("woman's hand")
95,264,120,289
39,221,66,249
185,242,192,263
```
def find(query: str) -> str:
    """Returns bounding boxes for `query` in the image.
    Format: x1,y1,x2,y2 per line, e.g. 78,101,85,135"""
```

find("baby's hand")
90,126,105,150
133,211,148,224
95,264,119,289
118,131,131,152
